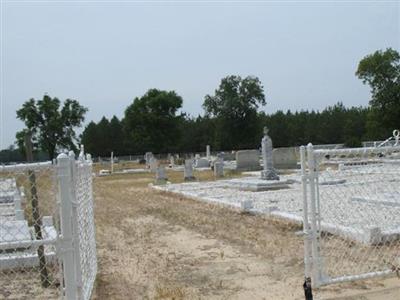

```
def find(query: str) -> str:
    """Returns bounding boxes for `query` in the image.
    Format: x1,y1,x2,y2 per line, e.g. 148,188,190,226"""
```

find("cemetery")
152,130,400,246
3,123,387,299
76,128,399,299
2,5,398,297
2,136,399,299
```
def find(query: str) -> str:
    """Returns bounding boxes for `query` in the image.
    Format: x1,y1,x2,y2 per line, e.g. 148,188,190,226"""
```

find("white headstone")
111,151,114,173
169,155,175,168
206,145,211,160
261,127,279,180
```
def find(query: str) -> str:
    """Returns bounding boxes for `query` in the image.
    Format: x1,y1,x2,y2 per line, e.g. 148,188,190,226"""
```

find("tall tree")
123,89,183,153
203,75,266,150
356,48,400,138
80,121,99,156
109,116,124,155
16,95,88,159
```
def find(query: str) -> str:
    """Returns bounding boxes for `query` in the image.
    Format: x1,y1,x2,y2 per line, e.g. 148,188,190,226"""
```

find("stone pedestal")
261,169,279,181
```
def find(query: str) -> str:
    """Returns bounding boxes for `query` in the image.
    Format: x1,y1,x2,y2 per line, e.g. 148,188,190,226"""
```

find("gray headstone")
154,166,167,185
144,152,154,167
195,158,210,168
273,147,298,169
236,150,260,171
184,159,195,181
149,157,158,172
214,161,224,178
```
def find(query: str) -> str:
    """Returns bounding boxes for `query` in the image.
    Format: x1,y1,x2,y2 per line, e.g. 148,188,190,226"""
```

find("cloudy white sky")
1,1,399,149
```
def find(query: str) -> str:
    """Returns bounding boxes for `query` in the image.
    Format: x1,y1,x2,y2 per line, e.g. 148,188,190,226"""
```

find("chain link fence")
72,154,97,300
0,152,97,299
0,162,60,299
301,144,400,287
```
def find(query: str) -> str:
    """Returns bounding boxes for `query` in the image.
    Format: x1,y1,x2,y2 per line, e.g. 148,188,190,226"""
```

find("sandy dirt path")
92,173,399,300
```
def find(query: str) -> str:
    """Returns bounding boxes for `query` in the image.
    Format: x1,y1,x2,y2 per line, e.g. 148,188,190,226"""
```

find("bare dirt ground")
91,167,400,300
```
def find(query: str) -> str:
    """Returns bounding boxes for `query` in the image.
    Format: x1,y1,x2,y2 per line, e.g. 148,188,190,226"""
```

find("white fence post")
306,143,322,287
300,146,312,279
69,151,84,299
57,153,78,300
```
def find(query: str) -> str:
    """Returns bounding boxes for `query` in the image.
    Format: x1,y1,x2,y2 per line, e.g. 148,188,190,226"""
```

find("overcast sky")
1,1,399,149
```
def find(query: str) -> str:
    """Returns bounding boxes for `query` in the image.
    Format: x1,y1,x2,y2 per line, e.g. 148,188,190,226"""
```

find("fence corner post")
300,145,312,280
306,143,323,287
57,153,78,300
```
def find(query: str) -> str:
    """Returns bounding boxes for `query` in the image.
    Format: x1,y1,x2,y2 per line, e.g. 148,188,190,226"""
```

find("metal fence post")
57,153,78,300
24,132,51,287
300,146,312,279
307,143,322,287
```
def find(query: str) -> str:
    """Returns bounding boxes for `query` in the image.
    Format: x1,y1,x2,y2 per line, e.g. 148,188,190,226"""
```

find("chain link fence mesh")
0,154,98,300
304,145,400,286
73,157,97,300
0,162,61,299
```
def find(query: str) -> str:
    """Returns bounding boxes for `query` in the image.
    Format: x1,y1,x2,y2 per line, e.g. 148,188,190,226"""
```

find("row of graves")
147,150,225,185
0,177,57,270
153,129,400,246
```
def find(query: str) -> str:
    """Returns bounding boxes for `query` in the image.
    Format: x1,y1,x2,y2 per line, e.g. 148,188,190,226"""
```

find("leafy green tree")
203,75,266,150
356,48,400,138
123,89,183,153
16,95,88,159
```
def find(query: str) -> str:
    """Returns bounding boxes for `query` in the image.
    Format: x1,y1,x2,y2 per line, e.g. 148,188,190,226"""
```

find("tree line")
2,48,398,162
80,102,371,157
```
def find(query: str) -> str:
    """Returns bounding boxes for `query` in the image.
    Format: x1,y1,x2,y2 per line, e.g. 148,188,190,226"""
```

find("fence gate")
0,151,97,300
301,143,400,287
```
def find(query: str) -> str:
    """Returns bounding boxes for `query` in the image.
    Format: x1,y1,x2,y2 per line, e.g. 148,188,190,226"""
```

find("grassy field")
91,164,400,300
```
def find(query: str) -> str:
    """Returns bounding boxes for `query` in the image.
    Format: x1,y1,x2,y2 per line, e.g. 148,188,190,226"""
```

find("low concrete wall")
236,149,261,171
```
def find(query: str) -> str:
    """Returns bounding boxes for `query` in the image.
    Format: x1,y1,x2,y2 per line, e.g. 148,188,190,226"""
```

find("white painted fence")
301,143,400,287
0,152,97,300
